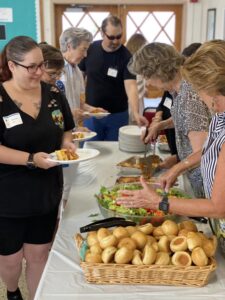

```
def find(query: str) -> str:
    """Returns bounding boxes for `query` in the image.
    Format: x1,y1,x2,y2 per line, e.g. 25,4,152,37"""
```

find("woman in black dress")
0,36,75,300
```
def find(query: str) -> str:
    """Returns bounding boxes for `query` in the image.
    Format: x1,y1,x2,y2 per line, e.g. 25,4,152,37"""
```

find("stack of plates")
119,125,150,153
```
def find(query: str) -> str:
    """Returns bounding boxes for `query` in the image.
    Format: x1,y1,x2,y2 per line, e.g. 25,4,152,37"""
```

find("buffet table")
34,142,225,300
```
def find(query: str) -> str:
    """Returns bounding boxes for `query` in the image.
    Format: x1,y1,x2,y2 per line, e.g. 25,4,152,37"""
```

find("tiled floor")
0,261,28,300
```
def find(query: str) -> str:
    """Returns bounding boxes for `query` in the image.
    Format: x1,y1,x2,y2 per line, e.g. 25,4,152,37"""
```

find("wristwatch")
159,194,169,214
26,153,36,169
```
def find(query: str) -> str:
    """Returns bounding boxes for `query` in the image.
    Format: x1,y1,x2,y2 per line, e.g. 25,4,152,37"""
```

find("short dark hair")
0,36,38,82
39,42,64,70
101,15,122,33
182,43,202,57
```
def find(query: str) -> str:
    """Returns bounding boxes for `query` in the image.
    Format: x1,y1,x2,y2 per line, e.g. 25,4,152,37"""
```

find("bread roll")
97,228,111,241
179,220,197,232
187,232,202,251
167,235,176,242
202,236,217,257
142,245,157,265
126,226,137,236
158,236,170,253
191,247,208,266
171,251,192,267
138,223,154,235
132,249,143,265
85,252,102,263
161,220,179,236
170,236,188,252
118,237,137,250
152,226,164,239
101,246,117,263
151,242,159,252
155,252,170,265
146,235,157,246
113,226,129,240
114,247,133,264
87,231,99,246
90,243,102,255
99,234,118,249
195,231,208,242
178,229,190,237
131,231,147,249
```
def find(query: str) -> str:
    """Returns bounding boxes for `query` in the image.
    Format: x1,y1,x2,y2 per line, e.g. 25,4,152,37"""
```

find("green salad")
96,184,190,217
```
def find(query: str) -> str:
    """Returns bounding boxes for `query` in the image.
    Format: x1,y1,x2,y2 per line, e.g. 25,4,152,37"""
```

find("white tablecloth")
34,142,225,300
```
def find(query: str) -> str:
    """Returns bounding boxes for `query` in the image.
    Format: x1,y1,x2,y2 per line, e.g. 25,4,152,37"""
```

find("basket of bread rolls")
75,219,217,286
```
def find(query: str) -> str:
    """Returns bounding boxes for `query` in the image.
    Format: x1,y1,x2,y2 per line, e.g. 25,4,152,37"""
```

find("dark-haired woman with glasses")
0,36,75,300
39,42,65,92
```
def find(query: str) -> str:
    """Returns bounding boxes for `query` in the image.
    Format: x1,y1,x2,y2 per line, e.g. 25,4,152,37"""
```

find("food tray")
117,155,161,176
75,235,216,286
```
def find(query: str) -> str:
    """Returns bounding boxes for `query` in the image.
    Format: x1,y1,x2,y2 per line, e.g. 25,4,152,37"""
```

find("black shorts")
0,209,58,256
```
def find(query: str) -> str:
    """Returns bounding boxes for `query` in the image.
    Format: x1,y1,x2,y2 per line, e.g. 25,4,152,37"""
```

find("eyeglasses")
12,60,47,74
104,32,122,41
46,70,64,80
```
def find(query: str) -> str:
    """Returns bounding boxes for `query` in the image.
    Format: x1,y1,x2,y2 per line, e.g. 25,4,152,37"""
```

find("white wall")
201,0,225,41
40,0,225,47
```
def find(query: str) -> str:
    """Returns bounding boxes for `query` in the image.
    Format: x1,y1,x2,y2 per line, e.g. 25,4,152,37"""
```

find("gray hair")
59,27,93,53
128,42,185,83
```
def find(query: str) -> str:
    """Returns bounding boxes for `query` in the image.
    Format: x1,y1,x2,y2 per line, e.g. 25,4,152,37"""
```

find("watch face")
26,154,36,169
159,197,169,214
27,161,36,169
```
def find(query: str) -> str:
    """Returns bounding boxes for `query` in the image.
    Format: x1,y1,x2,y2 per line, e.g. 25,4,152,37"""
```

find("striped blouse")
201,112,225,198
201,112,225,251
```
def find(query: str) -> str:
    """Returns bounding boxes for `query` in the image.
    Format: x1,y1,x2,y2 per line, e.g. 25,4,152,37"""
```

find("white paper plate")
72,131,97,141
119,125,143,136
83,112,110,118
47,148,100,164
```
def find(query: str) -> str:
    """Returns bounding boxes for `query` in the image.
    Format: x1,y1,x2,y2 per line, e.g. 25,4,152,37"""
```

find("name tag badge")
3,113,23,128
107,68,118,78
163,97,172,110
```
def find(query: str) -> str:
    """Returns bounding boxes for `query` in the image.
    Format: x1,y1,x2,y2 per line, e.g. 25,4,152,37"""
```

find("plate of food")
47,148,100,164
117,155,161,177
95,183,190,225
72,131,97,141
83,109,110,118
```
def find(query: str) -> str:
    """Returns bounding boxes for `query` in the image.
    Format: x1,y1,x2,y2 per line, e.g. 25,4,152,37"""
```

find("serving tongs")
143,126,149,163
80,217,136,233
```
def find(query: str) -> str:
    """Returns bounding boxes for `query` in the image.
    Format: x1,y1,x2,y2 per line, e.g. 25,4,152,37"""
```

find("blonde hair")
182,40,225,96
128,42,184,82
126,33,147,55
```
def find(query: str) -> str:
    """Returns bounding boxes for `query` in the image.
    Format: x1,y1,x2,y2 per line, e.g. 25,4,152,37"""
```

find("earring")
212,97,215,108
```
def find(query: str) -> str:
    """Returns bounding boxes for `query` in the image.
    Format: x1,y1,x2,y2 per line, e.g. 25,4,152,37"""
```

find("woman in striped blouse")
117,40,225,254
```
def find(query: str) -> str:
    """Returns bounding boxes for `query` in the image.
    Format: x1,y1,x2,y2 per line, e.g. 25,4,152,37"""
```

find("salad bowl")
96,183,190,226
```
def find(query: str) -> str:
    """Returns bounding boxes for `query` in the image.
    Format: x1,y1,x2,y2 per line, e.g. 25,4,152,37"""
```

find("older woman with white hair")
59,27,106,206
59,27,106,125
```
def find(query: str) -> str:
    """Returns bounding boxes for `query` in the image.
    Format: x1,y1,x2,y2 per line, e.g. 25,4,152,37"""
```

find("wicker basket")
75,234,217,287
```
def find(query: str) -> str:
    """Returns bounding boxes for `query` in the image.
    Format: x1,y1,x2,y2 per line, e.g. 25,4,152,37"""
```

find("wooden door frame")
53,3,182,50
54,4,119,48
123,4,182,50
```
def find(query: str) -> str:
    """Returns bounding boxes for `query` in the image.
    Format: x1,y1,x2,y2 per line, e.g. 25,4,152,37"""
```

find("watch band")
26,153,36,169
159,194,169,214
